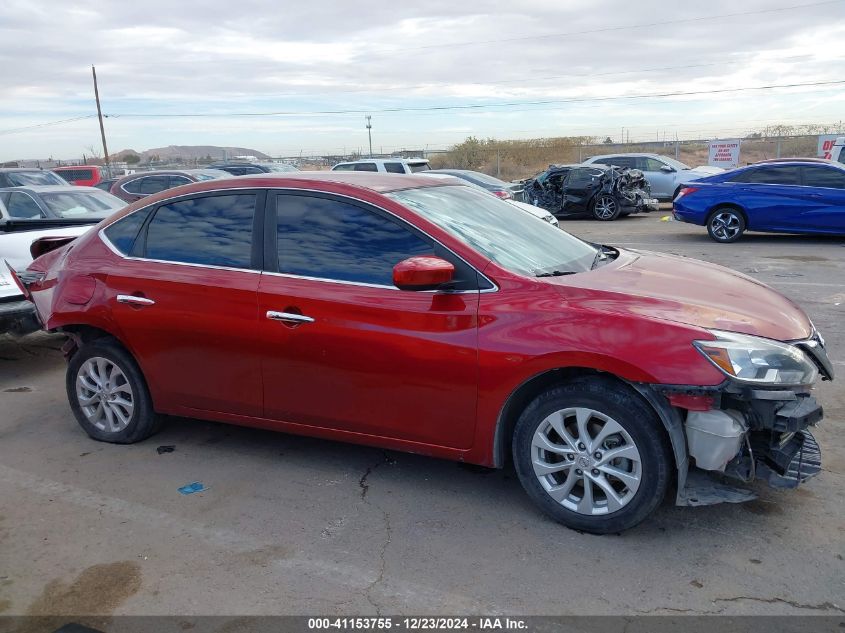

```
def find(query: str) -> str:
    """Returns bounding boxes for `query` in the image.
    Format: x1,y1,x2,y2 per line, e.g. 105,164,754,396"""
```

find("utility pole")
92,65,111,176
365,115,373,157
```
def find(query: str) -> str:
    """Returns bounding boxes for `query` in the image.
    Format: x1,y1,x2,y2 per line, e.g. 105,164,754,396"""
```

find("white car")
0,190,115,334
332,158,430,174
583,153,723,200
418,172,559,227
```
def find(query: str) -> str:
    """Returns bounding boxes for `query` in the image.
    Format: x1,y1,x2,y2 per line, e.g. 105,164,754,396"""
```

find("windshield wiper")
535,270,577,277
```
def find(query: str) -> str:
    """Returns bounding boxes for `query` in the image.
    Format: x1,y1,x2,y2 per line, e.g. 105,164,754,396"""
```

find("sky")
1,0,844,161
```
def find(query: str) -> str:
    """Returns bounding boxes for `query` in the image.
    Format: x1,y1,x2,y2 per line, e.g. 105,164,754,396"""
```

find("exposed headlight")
693,330,818,386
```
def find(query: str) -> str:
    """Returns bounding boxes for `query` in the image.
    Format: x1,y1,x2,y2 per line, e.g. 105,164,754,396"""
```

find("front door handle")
266,310,314,325
117,294,155,306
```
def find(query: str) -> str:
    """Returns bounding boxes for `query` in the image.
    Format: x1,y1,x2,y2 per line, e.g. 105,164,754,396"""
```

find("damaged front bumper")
672,385,825,506
634,333,832,507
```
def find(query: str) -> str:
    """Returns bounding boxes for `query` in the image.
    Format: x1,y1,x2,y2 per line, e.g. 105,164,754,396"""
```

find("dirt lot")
0,213,843,620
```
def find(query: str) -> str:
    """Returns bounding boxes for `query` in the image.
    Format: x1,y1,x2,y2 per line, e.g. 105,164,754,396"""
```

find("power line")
0,115,97,136
110,79,845,119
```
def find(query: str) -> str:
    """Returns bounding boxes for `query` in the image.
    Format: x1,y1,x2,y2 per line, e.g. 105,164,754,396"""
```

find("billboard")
708,139,741,169
818,134,840,158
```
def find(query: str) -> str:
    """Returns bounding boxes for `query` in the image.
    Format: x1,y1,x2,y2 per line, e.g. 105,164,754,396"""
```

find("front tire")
707,207,746,243
67,339,160,444
512,378,672,534
592,194,621,221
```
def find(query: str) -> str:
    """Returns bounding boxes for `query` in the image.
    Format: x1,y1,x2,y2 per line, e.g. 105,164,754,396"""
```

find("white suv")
331,158,430,174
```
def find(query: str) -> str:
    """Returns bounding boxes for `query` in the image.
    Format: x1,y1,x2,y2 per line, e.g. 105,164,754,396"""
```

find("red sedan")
17,173,832,533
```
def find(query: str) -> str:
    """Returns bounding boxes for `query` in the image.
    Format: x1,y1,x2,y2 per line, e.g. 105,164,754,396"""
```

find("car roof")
335,158,429,165
0,167,58,172
53,165,100,170
588,152,661,159
0,185,104,194
754,157,839,165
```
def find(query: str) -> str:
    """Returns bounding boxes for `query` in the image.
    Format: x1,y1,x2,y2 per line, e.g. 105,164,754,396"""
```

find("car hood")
686,165,724,176
552,249,812,341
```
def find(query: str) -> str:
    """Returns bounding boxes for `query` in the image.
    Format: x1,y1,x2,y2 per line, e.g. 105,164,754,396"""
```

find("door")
797,166,845,232
106,191,265,416
562,167,604,214
258,191,480,448
730,165,809,231
637,156,674,198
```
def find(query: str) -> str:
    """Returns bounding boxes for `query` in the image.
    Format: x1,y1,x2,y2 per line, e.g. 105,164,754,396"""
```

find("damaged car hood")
549,249,812,341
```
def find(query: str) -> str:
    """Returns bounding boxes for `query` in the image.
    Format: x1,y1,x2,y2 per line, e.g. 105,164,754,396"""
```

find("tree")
124,153,141,165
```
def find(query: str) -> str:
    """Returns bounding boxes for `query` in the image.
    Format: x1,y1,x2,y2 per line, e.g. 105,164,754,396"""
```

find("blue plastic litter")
178,482,208,495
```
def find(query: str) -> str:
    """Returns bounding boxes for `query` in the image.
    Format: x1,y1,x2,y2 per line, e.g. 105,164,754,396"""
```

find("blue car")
672,160,845,242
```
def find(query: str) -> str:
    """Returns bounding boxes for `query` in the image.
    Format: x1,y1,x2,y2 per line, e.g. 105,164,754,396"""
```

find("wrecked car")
14,172,832,534
523,164,659,220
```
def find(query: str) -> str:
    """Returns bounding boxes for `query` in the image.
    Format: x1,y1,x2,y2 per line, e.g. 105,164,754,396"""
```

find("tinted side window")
168,175,191,187
641,158,668,172
332,164,355,171
731,166,801,185
801,167,845,189
353,163,378,172
565,168,600,188
122,178,144,194
140,176,170,194
103,208,152,255
384,163,405,174
143,194,256,268
596,156,633,169
276,195,433,286
6,192,44,218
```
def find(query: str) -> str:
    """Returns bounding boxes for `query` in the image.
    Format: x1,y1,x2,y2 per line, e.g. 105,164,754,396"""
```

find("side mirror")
393,256,454,291
660,165,674,172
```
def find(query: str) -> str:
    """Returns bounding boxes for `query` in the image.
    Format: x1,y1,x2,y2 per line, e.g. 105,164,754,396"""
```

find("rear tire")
591,194,621,221
66,339,160,444
512,377,672,534
707,207,746,243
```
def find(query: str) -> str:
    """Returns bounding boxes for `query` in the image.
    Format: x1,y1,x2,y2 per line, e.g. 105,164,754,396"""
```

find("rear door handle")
266,311,314,324
117,294,155,306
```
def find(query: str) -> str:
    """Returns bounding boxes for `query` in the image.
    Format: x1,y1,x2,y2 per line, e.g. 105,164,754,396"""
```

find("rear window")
408,162,430,173
55,168,95,182
6,170,67,186
40,191,125,217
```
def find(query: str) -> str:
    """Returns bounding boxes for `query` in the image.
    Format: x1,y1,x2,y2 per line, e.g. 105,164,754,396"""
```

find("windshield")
660,156,691,170
263,163,298,172
41,190,125,217
7,171,67,186
388,185,598,276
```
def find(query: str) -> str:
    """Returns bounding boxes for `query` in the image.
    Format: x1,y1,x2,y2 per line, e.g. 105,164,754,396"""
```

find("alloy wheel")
594,196,617,220
531,407,642,515
710,212,742,241
75,357,135,433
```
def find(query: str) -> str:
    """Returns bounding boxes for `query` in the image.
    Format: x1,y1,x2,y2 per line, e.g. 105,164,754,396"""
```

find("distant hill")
114,145,271,162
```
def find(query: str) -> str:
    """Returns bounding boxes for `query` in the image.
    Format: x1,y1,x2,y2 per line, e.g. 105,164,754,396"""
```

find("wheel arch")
492,368,686,479
706,202,748,226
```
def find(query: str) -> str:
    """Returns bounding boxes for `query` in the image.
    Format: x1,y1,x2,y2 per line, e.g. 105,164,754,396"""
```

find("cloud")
1,0,843,159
